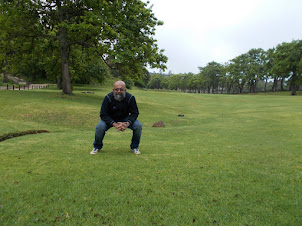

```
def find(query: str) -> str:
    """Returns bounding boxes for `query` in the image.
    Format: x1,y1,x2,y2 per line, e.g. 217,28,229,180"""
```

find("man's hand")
113,122,130,132
113,122,122,131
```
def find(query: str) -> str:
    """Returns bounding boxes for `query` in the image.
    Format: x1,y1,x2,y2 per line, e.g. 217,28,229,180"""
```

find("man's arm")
100,95,115,126
127,95,139,125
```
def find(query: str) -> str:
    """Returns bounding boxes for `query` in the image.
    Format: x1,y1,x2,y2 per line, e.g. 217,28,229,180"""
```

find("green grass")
0,86,302,225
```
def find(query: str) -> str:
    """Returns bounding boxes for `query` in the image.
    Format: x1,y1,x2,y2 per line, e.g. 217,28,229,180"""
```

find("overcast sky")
144,0,302,74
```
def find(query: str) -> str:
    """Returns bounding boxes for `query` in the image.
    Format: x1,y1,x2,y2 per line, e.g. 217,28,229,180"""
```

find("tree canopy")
1,1,301,95
0,0,167,94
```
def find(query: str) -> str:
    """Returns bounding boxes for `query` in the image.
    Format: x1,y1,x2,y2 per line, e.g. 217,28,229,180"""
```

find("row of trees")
1,1,301,95
0,0,167,94
147,40,302,95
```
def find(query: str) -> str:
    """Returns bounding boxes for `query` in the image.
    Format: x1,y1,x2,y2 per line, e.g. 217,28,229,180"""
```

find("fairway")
0,86,301,225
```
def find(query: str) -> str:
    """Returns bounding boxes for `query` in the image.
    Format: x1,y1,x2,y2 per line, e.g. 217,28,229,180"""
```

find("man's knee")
133,120,142,130
96,120,108,132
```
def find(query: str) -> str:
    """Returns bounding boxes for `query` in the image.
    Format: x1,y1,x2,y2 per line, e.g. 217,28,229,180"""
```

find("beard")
113,92,126,102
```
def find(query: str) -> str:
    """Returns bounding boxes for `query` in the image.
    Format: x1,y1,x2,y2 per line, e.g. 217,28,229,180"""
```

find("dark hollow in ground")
0,130,49,142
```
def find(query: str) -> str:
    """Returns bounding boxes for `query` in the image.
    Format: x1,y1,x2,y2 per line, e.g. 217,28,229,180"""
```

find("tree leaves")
0,0,167,94
272,40,302,95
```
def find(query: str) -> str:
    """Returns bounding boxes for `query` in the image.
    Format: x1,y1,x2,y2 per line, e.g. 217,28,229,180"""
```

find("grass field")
0,85,301,225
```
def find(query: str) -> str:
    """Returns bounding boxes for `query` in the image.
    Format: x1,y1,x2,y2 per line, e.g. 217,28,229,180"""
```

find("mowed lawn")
0,86,301,225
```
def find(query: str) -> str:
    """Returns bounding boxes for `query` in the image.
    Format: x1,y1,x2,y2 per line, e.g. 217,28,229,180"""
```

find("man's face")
113,82,126,101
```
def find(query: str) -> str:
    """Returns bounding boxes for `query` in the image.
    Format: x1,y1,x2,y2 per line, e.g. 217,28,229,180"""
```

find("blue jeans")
93,118,142,150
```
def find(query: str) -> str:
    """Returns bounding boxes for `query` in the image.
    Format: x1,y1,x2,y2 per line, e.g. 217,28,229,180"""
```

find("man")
91,80,142,155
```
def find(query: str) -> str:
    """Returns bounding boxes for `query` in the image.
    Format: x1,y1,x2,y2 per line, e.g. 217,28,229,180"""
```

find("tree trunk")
227,84,231,93
291,85,297,95
3,75,8,83
264,78,268,92
253,80,257,93
272,78,278,92
280,77,285,91
58,0,72,95
290,72,297,95
3,61,8,83
57,75,62,89
60,27,72,95
3,71,8,83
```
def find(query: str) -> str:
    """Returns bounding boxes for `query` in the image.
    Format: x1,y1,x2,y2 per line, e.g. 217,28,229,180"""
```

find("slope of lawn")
0,86,301,225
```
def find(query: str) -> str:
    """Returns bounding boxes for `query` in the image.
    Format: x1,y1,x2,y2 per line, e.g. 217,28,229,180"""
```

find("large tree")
263,48,275,92
245,48,265,93
272,40,302,95
198,61,224,94
0,0,167,94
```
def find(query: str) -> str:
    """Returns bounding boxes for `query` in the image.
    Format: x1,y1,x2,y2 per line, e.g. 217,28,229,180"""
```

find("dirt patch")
0,130,49,142
152,121,165,127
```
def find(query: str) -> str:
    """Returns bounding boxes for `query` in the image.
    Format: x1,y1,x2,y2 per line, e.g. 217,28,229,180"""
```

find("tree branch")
68,40,92,48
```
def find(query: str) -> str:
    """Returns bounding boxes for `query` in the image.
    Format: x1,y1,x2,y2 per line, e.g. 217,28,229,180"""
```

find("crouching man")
91,80,142,155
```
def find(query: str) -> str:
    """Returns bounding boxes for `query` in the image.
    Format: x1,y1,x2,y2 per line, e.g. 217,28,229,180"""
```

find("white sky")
144,0,302,74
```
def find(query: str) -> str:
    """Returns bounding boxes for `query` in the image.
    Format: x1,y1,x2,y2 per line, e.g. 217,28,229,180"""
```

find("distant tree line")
147,40,302,95
1,1,301,96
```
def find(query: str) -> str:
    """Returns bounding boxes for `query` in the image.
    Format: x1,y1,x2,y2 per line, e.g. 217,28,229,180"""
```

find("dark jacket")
100,92,139,126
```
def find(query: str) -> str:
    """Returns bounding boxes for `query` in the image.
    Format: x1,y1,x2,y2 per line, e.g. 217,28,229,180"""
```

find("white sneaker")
90,148,100,154
131,148,141,155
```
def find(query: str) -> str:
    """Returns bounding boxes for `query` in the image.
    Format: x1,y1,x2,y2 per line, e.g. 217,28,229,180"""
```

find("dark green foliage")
147,74,162,89
147,74,169,89
124,79,134,89
0,0,167,94
271,41,302,95
69,48,109,85
133,79,146,88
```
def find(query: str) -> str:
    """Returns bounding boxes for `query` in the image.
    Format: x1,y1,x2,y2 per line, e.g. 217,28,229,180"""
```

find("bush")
134,79,146,88
124,79,134,89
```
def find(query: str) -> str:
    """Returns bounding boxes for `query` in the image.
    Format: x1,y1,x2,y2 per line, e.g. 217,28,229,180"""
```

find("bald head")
113,80,126,101
114,80,126,88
